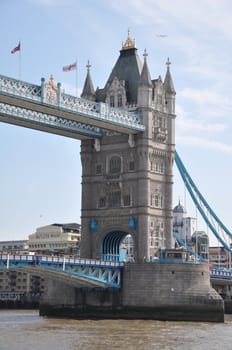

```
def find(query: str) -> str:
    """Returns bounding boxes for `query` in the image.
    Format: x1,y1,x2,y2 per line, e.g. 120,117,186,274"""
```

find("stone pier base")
40,262,224,322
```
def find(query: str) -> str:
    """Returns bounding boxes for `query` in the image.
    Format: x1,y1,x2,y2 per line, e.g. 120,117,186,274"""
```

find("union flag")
62,62,77,72
11,42,21,54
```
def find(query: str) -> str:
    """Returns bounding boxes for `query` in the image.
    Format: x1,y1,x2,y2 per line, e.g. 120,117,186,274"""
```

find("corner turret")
164,58,176,114
137,49,152,108
81,61,95,101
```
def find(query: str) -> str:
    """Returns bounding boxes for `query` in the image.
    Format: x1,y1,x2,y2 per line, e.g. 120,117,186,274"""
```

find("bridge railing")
0,75,42,101
210,269,232,280
0,254,124,268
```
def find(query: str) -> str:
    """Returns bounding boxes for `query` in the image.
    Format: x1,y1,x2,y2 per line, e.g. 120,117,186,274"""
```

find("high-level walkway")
0,74,145,140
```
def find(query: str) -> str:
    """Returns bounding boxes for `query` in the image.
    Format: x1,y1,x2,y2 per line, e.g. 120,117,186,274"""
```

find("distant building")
0,240,28,253
173,201,197,243
0,269,45,305
28,223,81,255
173,201,209,260
209,246,231,269
191,231,209,260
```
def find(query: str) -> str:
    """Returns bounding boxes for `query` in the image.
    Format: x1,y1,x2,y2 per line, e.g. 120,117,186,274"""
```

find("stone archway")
102,230,133,262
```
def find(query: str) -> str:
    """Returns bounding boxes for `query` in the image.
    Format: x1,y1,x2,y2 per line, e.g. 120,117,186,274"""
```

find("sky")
0,0,232,245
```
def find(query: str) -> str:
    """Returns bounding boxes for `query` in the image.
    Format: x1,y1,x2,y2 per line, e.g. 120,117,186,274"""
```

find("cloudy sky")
0,0,232,245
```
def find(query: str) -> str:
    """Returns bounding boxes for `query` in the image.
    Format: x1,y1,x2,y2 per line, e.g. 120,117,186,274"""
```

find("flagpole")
75,59,78,97
19,41,21,80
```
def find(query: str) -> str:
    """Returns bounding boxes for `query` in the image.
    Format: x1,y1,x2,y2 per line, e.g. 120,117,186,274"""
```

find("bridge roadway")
0,74,145,140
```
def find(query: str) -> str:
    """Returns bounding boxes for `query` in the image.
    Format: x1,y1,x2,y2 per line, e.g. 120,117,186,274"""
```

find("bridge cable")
175,151,232,253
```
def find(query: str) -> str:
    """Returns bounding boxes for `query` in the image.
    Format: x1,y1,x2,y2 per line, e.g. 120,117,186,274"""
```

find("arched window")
109,156,121,174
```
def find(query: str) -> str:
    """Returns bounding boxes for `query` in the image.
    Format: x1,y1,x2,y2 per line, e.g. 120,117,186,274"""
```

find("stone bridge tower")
80,31,176,261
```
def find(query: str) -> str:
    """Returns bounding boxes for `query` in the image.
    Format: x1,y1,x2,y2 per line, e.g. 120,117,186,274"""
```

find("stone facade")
80,31,176,261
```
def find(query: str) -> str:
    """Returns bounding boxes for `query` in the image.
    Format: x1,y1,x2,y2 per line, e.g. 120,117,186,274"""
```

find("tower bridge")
0,31,226,322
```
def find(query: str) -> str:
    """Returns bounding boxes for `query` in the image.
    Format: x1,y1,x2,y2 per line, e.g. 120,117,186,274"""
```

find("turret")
81,61,95,101
137,49,152,108
164,58,176,114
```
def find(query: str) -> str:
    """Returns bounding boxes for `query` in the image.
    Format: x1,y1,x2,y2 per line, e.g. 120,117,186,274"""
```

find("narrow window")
96,164,102,174
109,156,121,174
118,95,122,107
129,161,135,171
110,95,114,107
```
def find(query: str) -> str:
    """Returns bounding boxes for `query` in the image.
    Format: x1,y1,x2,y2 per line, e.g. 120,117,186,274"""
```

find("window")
129,161,135,171
160,162,164,173
109,156,121,174
109,191,121,207
123,194,131,207
99,197,106,208
118,95,122,107
96,164,102,174
110,95,114,107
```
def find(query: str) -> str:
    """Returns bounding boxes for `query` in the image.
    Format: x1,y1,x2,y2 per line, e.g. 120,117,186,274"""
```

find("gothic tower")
80,31,176,261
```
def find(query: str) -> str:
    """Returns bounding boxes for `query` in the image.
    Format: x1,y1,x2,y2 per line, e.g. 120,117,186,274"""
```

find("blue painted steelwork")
210,269,232,280
102,231,128,261
0,254,124,288
175,151,232,253
0,74,145,134
173,231,203,261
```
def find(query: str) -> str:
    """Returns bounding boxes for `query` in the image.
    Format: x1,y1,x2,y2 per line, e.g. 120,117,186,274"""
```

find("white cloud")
176,135,232,154
176,116,226,133
179,88,232,109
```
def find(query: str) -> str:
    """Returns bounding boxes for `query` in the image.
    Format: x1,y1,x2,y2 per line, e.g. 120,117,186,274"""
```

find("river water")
0,310,232,350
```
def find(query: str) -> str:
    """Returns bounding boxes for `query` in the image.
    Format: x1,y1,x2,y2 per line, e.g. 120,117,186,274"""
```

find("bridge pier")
40,262,224,322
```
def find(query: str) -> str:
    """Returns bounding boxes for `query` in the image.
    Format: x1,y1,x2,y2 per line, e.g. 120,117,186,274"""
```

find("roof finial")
86,60,91,72
166,57,171,70
143,48,148,61
121,29,136,50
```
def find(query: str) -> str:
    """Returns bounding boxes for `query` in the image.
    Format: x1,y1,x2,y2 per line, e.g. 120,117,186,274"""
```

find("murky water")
0,310,232,350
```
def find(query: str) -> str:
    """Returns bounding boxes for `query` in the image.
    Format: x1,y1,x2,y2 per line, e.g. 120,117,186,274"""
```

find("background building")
209,246,231,269
0,240,28,254
173,201,209,260
173,201,197,243
28,223,81,255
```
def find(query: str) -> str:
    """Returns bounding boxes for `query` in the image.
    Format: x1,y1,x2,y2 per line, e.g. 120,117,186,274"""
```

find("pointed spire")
139,49,152,87
164,57,175,94
81,60,95,100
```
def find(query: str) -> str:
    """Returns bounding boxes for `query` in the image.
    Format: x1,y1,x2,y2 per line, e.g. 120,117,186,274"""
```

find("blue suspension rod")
175,151,232,240
175,151,232,253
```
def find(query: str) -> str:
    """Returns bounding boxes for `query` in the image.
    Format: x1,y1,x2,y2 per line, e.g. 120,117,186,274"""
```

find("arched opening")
102,231,134,262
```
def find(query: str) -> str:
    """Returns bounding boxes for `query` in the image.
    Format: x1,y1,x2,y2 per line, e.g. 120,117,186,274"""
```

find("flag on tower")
62,61,77,72
11,42,21,54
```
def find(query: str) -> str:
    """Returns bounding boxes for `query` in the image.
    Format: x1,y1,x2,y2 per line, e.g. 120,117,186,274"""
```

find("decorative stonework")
45,75,58,104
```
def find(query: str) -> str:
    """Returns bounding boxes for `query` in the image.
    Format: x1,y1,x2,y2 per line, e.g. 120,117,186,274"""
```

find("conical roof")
81,61,95,100
100,30,142,103
164,58,176,94
139,49,152,87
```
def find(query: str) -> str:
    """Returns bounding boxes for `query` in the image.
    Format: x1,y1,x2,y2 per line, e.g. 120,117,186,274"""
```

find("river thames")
0,310,232,350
